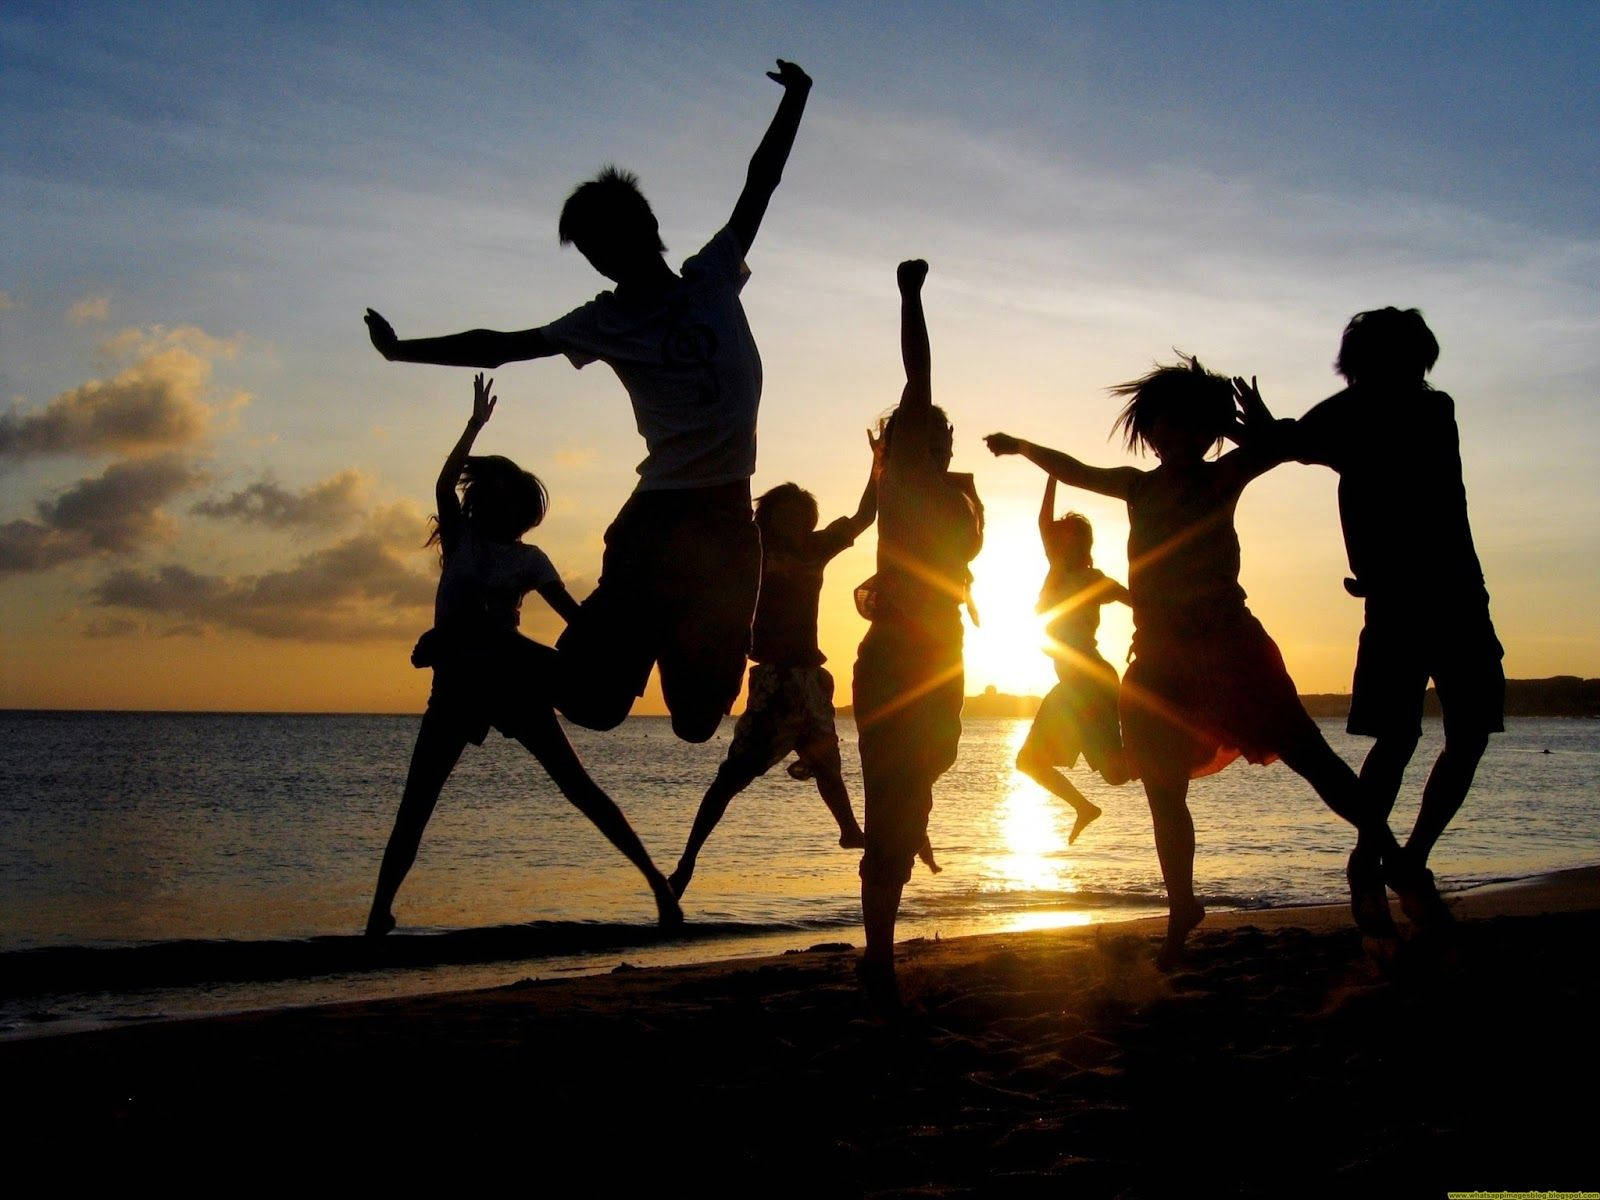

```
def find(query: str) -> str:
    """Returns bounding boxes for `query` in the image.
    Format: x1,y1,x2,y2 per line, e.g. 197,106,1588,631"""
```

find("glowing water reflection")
992,720,1075,896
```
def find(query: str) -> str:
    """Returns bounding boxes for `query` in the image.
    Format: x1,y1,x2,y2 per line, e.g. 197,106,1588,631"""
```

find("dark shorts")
424,632,558,747
555,481,760,741
724,664,843,778
1348,598,1504,740
1021,655,1125,777
1121,611,1319,779
854,619,964,888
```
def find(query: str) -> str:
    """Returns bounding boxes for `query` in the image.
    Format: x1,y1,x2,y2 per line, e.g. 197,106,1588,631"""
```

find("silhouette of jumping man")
666,455,878,901
364,60,814,743
366,374,682,937
987,356,1450,968
1014,479,1135,844
855,260,982,1009
1237,308,1503,934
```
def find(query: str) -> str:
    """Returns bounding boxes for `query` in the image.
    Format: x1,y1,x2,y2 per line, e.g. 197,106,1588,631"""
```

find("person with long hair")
366,374,681,936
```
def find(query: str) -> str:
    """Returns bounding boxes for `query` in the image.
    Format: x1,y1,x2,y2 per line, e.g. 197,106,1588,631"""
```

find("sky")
2,1,1597,713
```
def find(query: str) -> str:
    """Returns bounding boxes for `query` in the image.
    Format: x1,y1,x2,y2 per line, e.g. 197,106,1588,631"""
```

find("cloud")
0,454,207,574
192,469,371,529
68,294,110,325
0,333,234,461
92,503,439,641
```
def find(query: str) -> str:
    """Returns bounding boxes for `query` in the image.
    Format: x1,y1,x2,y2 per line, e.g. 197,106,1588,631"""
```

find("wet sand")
5,867,1597,1194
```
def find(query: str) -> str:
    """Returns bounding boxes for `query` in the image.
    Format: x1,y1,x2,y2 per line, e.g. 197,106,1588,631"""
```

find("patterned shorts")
724,664,843,778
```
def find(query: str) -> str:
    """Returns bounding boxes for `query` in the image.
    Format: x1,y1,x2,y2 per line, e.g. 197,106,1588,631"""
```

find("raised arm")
366,308,556,369
435,373,496,544
837,433,881,538
984,434,1140,501
1217,374,1298,490
728,60,812,255
885,259,936,475
1038,475,1058,542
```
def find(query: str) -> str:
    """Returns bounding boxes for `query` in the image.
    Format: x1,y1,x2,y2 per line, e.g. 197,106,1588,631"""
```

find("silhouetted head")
460,455,549,542
1336,307,1439,386
755,483,819,550
558,166,666,283
1045,512,1094,569
879,404,955,472
1111,355,1234,464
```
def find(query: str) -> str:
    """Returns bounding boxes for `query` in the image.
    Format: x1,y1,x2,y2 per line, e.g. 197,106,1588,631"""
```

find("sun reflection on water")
991,720,1075,895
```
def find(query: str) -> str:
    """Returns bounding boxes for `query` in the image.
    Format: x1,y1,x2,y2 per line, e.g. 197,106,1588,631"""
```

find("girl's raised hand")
365,308,398,360
472,373,497,427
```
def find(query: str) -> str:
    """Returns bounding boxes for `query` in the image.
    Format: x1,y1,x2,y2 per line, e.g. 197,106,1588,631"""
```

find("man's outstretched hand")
766,59,811,92
984,433,1023,457
365,308,398,360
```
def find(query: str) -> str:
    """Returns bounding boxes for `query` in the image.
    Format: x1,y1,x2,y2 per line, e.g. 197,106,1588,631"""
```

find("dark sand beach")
6,868,1596,1194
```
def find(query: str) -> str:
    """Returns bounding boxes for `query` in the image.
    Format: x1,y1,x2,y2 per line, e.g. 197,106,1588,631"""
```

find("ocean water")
1,711,1597,1034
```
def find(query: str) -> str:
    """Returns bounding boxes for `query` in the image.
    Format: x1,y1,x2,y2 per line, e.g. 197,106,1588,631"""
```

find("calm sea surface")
2,711,1596,1034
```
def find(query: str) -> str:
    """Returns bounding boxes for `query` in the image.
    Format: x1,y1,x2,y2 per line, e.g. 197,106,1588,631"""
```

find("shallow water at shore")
2,711,1596,1032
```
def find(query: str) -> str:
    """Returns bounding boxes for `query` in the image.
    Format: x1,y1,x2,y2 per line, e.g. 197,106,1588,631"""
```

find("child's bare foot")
364,910,396,938
666,860,694,901
1156,899,1205,971
1068,801,1102,845
839,826,866,850
917,838,942,874
652,874,685,929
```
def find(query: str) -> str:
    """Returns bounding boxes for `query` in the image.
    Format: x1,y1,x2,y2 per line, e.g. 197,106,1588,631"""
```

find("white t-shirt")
539,227,761,491
434,528,559,634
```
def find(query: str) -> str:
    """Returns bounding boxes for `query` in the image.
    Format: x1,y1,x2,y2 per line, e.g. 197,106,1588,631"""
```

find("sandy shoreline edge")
4,865,1596,1192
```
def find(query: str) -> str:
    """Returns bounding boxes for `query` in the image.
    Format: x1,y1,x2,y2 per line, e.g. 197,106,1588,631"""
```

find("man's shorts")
555,481,760,741
723,663,843,778
1347,597,1504,741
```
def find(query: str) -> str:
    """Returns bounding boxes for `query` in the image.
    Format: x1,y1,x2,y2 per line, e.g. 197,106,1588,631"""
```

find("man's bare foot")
1156,900,1205,971
1347,846,1397,937
839,827,866,850
652,875,685,929
1068,802,1102,846
666,860,693,901
364,910,396,938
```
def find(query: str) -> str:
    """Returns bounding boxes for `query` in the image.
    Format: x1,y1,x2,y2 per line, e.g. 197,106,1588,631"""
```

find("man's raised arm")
728,59,812,255
365,308,557,369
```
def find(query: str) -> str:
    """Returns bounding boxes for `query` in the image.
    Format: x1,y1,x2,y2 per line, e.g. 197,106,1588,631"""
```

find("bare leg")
367,709,468,936
669,758,761,899
812,763,866,849
1408,731,1488,864
1017,743,1101,845
1278,732,1449,931
514,710,683,928
1138,759,1204,969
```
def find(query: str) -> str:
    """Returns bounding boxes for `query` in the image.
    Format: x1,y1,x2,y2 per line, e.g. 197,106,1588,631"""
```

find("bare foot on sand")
1347,847,1397,937
1386,852,1455,934
364,910,396,938
1157,900,1206,971
1068,802,1102,846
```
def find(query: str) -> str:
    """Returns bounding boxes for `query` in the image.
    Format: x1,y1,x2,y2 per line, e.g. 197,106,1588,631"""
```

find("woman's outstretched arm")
366,309,557,368
985,434,1139,501
435,373,495,544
